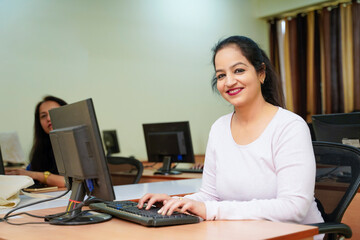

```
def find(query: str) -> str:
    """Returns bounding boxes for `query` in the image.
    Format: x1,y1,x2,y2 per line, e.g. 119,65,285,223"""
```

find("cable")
0,189,71,225
44,190,96,221
2,189,70,220
1,186,105,225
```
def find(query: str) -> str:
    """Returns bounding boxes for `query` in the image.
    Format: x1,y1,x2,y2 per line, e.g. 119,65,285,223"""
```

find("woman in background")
6,95,67,188
138,36,323,239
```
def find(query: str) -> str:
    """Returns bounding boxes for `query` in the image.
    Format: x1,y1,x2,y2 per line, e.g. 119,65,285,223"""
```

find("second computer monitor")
143,121,194,175
312,112,360,148
102,130,120,157
0,147,4,175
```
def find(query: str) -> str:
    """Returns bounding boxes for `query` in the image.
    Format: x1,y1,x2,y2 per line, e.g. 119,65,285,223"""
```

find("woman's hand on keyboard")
137,193,172,210
159,197,206,219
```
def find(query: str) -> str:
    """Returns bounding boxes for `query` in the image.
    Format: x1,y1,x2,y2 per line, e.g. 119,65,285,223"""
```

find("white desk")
0,178,202,215
0,178,318,240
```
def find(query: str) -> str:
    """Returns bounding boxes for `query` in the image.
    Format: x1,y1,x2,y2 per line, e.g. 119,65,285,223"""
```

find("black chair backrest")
313,141,360,223
107,156,144,185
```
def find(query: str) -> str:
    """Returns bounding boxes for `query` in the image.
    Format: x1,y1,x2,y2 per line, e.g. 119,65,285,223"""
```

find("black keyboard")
174,168,203,173
89,200,200,227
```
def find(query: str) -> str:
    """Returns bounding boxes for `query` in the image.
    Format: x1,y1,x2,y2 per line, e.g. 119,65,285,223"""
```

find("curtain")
330,6,344,113
270,0,359,119
296,13,308,119
353,0,360,110
283,20,294,111
321,7,333,114
306,12,315,122
269,19,281,78
277,20,287,107
313,11,322,115
341,4,354,113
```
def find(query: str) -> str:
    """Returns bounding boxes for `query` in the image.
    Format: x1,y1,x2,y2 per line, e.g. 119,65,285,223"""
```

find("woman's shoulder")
211,112,233,129
276,107,307,125
206,112,233,144
271,107,309,136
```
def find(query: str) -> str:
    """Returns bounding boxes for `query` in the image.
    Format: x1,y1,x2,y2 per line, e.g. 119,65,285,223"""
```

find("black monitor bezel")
143,121,195,164
311,112,360,144
102,130,120,156
0,147,4,175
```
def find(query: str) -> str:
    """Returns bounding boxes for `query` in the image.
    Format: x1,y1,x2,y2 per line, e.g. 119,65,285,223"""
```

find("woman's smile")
226,87,244,96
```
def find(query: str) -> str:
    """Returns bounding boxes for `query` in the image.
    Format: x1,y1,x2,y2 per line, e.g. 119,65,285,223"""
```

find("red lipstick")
226,88,243,96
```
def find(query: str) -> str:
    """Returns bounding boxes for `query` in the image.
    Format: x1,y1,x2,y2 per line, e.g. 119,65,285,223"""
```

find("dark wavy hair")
29,95,67,173
211,36,285,108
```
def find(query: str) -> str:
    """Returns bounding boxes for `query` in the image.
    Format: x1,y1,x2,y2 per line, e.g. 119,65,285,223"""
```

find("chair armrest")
308,222,352,238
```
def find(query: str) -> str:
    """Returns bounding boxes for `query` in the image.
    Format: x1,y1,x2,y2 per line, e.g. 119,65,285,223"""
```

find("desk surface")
0,179,202,215
0,179,318,240
0,207,318,240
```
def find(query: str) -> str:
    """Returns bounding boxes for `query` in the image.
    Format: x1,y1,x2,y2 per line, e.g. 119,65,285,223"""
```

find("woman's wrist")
31,171,44,182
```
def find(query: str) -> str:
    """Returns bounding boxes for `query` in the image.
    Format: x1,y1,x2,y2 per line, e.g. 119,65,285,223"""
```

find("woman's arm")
5,168,66,188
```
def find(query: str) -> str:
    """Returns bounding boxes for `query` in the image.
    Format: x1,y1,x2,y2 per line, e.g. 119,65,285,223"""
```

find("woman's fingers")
137,193,171,210
158,197,186,215
138,194,206,219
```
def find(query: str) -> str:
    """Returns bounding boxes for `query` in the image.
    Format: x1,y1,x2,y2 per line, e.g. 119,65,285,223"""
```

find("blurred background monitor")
49,98,115,225
0,132,25,166
102,130,120,157
143,121,194,175
312,112,360,148
0,147,5,174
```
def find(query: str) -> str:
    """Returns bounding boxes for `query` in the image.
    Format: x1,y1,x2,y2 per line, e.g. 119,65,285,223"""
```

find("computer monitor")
48,98,115,225
0,147,5,175
102,130,120,157
143,121,194,175
312,112,360,148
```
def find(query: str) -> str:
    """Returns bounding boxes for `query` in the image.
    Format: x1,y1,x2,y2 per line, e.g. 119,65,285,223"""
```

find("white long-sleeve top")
186,107,323,225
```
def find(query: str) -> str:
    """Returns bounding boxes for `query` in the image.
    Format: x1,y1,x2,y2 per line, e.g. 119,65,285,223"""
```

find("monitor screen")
48,98,115,225
143,121,194,175
102,130,120,157
312,112,360,148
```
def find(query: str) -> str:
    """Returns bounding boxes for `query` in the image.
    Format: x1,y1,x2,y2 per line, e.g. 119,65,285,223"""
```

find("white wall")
0,0,269,161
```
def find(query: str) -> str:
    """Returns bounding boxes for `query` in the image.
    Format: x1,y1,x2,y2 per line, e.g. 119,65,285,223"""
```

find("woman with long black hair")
6,96,67,187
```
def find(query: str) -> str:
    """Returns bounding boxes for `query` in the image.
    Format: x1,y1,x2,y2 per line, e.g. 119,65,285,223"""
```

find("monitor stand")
48,180,112,225
154,156,181,175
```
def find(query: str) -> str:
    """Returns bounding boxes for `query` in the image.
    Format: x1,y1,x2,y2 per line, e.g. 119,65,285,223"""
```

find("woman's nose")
225,74,236,87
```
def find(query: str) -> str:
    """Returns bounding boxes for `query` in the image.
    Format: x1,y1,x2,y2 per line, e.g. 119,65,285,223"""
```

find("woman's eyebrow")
215,62,248,73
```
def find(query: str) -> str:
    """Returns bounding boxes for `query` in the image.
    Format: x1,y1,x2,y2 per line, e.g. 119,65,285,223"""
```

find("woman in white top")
138,36,324,231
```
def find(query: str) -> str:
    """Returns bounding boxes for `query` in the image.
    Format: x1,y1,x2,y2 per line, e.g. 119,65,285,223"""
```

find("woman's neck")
233,98,274,126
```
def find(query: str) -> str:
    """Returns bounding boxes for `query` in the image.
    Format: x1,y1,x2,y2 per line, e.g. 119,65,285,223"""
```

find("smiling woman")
137,35,324,240
211,36,284,109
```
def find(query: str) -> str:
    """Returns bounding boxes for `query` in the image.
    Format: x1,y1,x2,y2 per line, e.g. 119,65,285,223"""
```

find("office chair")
107,156,144,185
309,141,360,240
